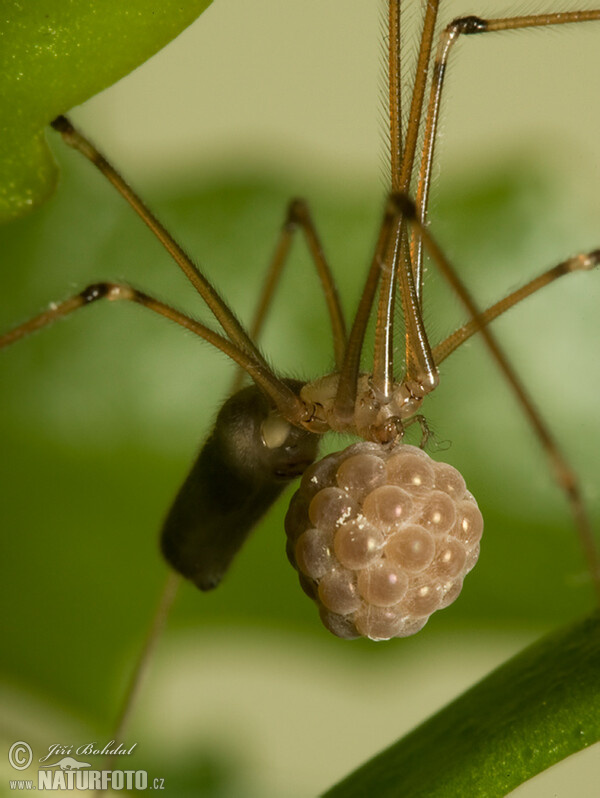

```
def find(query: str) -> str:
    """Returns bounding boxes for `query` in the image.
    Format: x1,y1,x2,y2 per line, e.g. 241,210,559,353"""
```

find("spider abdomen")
161,383,319,591
285,441,483,640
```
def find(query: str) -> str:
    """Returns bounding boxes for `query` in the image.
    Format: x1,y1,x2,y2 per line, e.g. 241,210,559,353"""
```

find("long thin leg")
434,249,600,365
230,198,347,394
97,203,343,770
50,116,309,427
333,201,396,422
0,281,308,424
388,0,403,191
396,193,600,602
0,283,311,761
412,9,600,299
95,572,181,798
103,194,347,761
372,0,403,400
393,0,439,194
337,0,444,408
290,200,347,367
371,1,441,401
95,199,343,780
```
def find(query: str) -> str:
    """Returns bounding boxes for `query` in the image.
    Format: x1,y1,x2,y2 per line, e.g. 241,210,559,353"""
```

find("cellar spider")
1,0,598,796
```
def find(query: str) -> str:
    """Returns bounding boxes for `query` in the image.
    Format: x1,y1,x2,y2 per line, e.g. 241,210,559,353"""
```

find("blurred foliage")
326,612,600,797
0,138,598,796
0,0,212,221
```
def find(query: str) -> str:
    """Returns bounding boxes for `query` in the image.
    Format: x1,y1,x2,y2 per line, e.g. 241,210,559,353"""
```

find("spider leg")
434,250,600,364
399,193,600,603
230,197,346,394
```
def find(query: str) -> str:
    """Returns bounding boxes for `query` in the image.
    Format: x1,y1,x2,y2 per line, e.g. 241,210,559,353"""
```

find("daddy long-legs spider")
1,1,600,795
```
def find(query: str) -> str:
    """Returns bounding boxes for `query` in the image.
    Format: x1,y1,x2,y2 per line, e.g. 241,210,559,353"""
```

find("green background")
1,2,599,796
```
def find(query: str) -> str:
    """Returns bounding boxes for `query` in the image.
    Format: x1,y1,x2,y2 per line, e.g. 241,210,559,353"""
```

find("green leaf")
324,612,600,797
0,0,213,222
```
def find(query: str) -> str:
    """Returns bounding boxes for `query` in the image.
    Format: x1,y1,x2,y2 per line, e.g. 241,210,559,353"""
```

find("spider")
1,1,599,793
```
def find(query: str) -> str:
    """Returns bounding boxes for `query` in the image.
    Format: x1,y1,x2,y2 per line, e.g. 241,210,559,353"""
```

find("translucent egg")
336,453,387,499
308,487,357,532
453,501,484,545
285,440,483,641
396,616,429,638
433,462,467,499
319,608,360,640
464,544,481,573
387,450,436,492
431,538,467,579
439,579,463,609
295,528,334,579
385,525,435,572
404,581,444,617
334,520,385,569
354,605,404,640
318,568,362,615
362,485,414,528
418,490,456,535
357,562,409,607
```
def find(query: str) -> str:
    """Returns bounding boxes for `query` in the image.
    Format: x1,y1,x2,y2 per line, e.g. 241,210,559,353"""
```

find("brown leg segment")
230,198,347,395
0,281,308,426
98,572,181,791
372,1,441,400
412,8,600,301
49,117,311,428
333,201,396,423
434,250,600,365
397,193,600,603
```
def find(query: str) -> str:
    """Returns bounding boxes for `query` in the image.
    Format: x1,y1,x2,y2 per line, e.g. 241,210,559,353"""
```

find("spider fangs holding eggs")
2,2,600,646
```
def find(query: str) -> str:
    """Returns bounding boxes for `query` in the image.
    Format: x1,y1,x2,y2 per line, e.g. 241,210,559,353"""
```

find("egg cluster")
285,441,483,640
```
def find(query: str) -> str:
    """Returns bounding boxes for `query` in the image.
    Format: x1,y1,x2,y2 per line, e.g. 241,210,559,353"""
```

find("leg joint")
79,282,133,304
447,16,489,36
